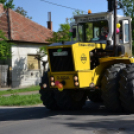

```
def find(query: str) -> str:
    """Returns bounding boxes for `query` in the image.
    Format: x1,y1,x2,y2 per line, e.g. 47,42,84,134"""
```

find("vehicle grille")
49,48,74,72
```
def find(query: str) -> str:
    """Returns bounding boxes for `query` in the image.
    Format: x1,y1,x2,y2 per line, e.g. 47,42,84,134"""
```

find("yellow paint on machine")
77,71,94,88
49,71,95,89
46,42,134,89
48,57,134,89
72,42,95,71
99,57,134,64
48,72,77,89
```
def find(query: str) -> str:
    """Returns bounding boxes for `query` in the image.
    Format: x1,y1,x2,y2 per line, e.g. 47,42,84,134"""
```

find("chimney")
47,12,52,31
0,4,5,14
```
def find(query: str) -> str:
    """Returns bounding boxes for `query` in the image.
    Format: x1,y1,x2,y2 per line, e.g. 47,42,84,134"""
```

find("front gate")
0,65,8,88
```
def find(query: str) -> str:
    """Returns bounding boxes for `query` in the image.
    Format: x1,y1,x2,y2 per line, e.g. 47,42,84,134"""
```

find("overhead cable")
40,0,87,13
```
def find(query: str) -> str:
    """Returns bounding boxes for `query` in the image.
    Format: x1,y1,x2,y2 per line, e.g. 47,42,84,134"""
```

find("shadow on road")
0,101,130,122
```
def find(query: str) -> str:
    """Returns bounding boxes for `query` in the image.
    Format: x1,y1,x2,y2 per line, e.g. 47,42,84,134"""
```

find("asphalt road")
0,101,134,134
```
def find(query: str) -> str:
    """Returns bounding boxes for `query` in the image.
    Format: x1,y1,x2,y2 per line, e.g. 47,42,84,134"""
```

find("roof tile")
9,9,53,43
0,3,53,43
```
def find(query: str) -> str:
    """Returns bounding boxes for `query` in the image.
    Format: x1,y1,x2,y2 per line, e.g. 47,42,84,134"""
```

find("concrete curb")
0,104,44,109
0,91,39,97
0,85,39,91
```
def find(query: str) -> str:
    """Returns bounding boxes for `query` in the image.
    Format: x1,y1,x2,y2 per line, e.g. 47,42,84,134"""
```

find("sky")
13,0,124,32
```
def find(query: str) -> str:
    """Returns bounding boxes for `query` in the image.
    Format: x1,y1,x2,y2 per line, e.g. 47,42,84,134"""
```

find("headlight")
50,76,54,81
75,82,79,86
43,83,47,88
51,82,55,87
74,76,78,81
89,83,94,88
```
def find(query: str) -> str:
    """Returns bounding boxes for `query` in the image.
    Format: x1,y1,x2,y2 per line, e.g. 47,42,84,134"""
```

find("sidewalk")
0,87,11,91
0,85,38,91
1,90,39,97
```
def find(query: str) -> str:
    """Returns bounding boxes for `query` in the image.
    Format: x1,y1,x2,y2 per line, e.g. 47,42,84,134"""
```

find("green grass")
0,86,40,96
0,94,42,106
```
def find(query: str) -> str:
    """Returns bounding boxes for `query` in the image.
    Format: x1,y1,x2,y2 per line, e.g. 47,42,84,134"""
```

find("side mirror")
72,28,76,38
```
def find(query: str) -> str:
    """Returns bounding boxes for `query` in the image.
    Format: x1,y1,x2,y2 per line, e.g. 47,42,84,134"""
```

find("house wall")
11,43,48,88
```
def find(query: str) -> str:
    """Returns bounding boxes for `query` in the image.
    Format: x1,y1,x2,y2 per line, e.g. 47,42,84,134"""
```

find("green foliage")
46,32,59,44
39,46,47,55
85,23,93,40
68,10,84,23
59,23,70,32
47,23,71,44
0,0,15,9
46,10,84,45
0,0,32,19
72,9,84,16
14,6,32,19
34,46,47,63
58,23,70,41
0,30,13,60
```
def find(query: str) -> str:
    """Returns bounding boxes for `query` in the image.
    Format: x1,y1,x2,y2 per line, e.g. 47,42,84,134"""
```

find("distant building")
0,4,53,88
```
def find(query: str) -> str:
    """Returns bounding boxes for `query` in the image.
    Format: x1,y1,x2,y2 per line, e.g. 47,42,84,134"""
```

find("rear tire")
54,89,87,110
119,64,134,112
39,71,58,110
101,63,126,112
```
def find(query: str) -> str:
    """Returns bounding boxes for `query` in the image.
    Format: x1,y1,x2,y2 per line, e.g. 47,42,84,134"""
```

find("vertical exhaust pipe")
113,0,117,56
107,0,117,56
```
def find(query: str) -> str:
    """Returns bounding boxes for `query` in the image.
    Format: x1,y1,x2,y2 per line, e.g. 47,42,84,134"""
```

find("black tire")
119,64,134,112
101,63,126,112
39,71,58,110
54,89,87,110
88,89,103,103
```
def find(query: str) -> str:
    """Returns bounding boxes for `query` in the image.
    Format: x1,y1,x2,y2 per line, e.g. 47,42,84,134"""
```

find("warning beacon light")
88,10,92,14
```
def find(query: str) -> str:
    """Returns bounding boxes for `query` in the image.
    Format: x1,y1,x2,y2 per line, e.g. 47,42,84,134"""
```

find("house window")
27,55,40,70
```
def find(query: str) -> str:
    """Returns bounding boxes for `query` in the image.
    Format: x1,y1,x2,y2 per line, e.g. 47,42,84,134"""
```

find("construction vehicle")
39,0,134,112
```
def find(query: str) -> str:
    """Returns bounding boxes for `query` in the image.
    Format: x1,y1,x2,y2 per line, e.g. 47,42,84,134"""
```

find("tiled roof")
0,13,8,38
0,4,53,43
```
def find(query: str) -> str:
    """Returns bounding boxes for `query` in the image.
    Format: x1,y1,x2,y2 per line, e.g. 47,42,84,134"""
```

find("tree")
0,0,32,19
47,23,71,44
0,0,15,9
0,30,13,59
72,9,84,16
34,46,48,71
45,10,85,45
14,6,32,19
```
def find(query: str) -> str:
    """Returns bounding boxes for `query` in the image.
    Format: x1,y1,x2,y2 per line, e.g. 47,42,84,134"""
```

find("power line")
40,0,87,13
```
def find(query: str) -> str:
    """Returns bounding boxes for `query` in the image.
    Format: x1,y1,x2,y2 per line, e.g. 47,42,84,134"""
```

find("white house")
0,4,52,88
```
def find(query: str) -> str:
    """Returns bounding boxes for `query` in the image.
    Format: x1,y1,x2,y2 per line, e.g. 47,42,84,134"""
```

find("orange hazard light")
88,10,92,14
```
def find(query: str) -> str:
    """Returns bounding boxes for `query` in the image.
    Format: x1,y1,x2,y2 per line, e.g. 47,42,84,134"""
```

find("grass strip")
0,94,42,106
0,86,40,96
